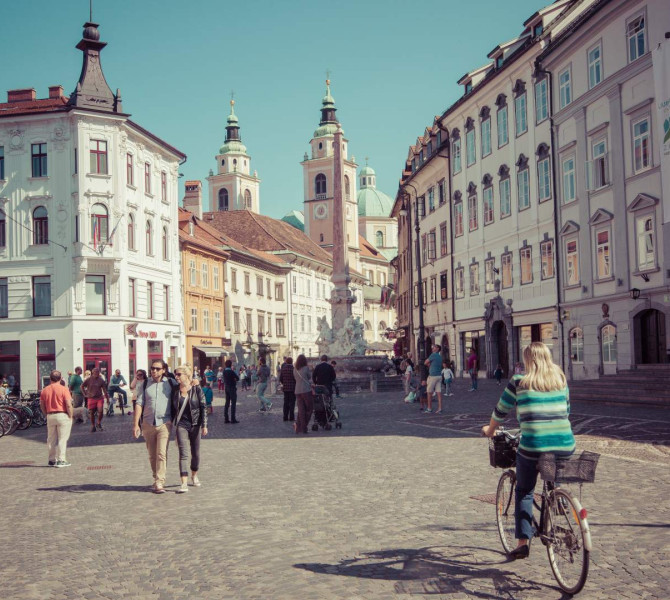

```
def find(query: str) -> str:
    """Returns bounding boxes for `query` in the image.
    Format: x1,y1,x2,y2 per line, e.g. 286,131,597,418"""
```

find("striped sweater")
492,375,576,458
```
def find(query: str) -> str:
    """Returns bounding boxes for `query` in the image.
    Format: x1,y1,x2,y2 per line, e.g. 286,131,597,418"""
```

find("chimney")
49,85,64,99
7,88,36,103
183,180,203,219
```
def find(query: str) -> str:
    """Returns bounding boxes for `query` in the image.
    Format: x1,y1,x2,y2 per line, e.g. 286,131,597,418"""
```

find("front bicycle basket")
489,435,518,469
538,451,600,483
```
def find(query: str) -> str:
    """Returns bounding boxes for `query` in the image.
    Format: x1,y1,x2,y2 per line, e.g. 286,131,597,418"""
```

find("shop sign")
221,338,232,346
125,323,159,339
200,339,213,345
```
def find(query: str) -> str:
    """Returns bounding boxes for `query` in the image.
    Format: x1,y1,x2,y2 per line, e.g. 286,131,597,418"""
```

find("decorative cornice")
627,193,659,212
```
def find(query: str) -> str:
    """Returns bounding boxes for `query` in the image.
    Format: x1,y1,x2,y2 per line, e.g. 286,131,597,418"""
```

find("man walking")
133,360,177,494
312,355,336,396
223,360,239,424
424,344,443,413
108,369,128,409
279,357,296,421
40,370,74,467
68,367,85,410
256,358,272,411
82,368,110,432
467,348,478,391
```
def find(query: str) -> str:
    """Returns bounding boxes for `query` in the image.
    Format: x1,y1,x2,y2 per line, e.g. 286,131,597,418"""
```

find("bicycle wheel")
546,488,590,594
495,470,517,553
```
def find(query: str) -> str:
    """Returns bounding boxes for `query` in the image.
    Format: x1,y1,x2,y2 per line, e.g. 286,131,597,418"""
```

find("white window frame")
466,128,476,166
481,118,491,157
587,139,609,190
559,67,572,109
452,139,461,174
485,258,495,292
632,116,651,173
203,308,210,334
520,246,533,285
601,324,617,364
636,213,656,271
627,13,646,63
501,253,512,289
469,263,480,296
213,266,220,291
570,328,584,363
517,168,530,210
540,240,555,280
454,201,464,237
201,263,209,289
189,259,196,287
562,156,576,204
468,194,478,231
190,307,198,332
515,93,527,135
565,238,580,286
455,268,465,298
483,185,494,225
595,227,612,280
497,106,508,147
538,157,551,202
588,42,603,89
499,177,511,218
535,78,548,123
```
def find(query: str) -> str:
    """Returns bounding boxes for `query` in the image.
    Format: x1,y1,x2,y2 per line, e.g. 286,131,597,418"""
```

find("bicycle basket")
489,435,518,469
538,451,600,483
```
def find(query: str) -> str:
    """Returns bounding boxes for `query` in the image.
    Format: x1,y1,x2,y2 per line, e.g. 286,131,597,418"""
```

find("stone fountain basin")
307,355,390,378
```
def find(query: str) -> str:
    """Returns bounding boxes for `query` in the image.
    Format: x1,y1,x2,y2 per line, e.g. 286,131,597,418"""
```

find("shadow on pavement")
36,483,149,494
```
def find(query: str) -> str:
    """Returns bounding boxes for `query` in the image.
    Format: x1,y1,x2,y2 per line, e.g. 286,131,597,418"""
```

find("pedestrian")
256,358,272,411
216,367,224,391
481,342,575,559
424,344,443,413
133,359,178,494
239,366,248,391
204,365,215,388
201,379,214,412
40,370,74,468
313,354,336,397
494,363,504,386
279,357,296,422
82,367,110,432
129,369,147,413
172,365,208,493
108,369,129,408
442,361,455,397
293,354,313,434
467,347,479,391
223,359,239,423
68,367,85,410
403,355,415,395
514,361,524,375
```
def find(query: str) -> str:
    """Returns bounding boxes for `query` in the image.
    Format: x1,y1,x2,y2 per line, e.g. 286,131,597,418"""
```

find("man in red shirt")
82,367,110,432
39,370,74,467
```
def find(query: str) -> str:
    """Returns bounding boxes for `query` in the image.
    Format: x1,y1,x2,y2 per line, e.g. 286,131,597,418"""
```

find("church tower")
302,80,359,267
207,99,261,213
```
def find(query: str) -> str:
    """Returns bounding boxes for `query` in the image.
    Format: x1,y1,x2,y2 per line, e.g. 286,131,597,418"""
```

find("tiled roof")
359,235,389,263
0,96,69,117
184,180,201,186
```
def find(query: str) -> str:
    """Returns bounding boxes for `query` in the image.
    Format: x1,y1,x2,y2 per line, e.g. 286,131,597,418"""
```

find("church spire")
225,98,241,142
68,20,122,113
320,79,338,126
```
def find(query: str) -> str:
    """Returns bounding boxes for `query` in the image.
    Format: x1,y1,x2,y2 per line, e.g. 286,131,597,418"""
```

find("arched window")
315,173,327,196
601,324,617,363
244,189,252,209
145,220,153,256
344,175,350,199
375,230,384,247
378,321,387,332
218,188,229,211
364,320,372,331
127,214,135,250
91,203,108,246
569,327,584,363
33,206,49,245
162,226,169,261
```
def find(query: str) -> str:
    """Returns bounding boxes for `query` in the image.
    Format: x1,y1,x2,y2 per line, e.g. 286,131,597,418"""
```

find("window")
633,117,651,173
265,278,271,299
0,278,7,318
86,275,105,315
541,240,555,279
588,44,602,89
499,176,511,218
33,276,51,316
376,230,384,247
126,153,134,185
454,199,463,236
218,188,229,211
497,106,508,147
429,277,436,302
91,204,108,247
189,259,196,286
203,309,210,334
147,282,154,319
163,285,170,321
440,222,447,256
190,307,198,332
481,117,491,157
315,173,327,196
483,185,494,225
535,78,548,123
213,266,220,291
455,267,464,298
559,68,571,109
231,269,237,291
127,214,135,250
627,15,646,62
275,283,284,300
427,229,436,260
501,253,512,288
162,227,169,260
485,258,495,292
244,189,252,209
562,157,576,204
145,220,153,255
202,263,209,289
300,314,305,333
161,172,167,202
417,195,426,218
421,234,427,266
538,158,551,202
587,140,609,190
596,229,611,279
428,187,435,212
570,328,584,362
0,146,4,179
0,212,6,247
214,311,220,334
276,318,285,337
144,162,151,194
256,275,263,296
601,325,617,363
344,175,350,199
233,310,240,334
129,278,136,317
636,215,655,270
452,138,461,174
517,168,530,210
520,247,532,284
468,193,478,231
466,127,476,166
515,94,527,135
566,239,579,286
292,275,297,294
244,272,251,294
469,263,479,295
33,206,49,245
31,143,47,177
89,140,108,174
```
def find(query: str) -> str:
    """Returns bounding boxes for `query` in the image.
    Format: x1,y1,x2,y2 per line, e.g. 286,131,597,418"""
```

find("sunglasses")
150,367,163,371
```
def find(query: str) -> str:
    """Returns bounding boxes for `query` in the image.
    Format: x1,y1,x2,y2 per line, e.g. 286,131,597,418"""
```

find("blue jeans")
257,382,270,408
515,452,539,540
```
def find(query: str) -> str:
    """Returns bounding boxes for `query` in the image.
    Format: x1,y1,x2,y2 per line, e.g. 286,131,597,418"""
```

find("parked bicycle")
0,393,46,438
489,428,599,595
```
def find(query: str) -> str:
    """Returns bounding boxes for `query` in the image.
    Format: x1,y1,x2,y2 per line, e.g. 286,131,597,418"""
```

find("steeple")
314,79,340,138
67,20,122,113
219,99,248,156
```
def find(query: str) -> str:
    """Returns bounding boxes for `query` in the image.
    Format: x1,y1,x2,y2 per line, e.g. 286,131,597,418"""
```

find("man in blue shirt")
108,369,128,408
424,344,444,414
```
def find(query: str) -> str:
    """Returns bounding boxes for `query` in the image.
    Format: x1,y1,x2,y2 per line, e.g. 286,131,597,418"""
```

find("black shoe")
48,460,56,467
509,545,530,560
231,420,239,424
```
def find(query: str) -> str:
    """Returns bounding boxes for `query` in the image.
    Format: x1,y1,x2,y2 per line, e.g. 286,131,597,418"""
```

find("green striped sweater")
492,375,576,458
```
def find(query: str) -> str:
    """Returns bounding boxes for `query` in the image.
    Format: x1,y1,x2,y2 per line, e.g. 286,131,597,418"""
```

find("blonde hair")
175,364,192,377
518,342,567,392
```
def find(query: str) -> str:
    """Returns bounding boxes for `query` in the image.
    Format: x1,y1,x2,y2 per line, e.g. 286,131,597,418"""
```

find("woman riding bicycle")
481,342,575,559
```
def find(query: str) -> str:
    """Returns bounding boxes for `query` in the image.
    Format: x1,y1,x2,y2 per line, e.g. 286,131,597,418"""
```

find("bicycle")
489,428,599,595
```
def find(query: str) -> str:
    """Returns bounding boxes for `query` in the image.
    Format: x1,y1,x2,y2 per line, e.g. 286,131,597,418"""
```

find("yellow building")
179,202,230,372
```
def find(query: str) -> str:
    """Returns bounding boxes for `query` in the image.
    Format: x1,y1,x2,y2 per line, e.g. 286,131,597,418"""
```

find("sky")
3,0,546,219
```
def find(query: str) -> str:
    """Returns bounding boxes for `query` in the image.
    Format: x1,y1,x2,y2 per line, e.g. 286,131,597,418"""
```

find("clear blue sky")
4,0,545,218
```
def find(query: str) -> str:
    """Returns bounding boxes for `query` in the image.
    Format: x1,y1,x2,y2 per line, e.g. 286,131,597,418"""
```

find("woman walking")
129,369,147,414
171,364,208,493
293,354,313,434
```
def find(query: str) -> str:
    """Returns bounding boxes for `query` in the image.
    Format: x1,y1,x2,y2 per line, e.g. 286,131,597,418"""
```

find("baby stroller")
311,385,342,431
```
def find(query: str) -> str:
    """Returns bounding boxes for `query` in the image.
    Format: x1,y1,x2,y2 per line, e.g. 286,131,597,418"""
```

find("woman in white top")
129,369,147,413
441,362,455,397
403,356,415,394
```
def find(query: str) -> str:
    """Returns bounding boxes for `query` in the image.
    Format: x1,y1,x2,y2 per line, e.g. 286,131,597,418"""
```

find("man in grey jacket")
256,358,272,412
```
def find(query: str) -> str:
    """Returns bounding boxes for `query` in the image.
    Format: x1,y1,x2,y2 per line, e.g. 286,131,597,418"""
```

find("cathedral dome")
357,163,392,217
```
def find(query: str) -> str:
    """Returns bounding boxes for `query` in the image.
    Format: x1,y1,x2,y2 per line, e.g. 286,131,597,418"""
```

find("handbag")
171,387,194,441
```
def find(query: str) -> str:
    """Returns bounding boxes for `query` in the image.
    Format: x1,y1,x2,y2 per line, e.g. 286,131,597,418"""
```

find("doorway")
83,339,112,381
635,309,666,364
491,321,509,377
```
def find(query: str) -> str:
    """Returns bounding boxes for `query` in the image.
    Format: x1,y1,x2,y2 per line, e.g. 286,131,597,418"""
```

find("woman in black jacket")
172,364,208,493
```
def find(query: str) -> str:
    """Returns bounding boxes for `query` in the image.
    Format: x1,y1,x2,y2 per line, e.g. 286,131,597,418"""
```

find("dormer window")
534,24,543,37
465,82,473,94
496,57,503,69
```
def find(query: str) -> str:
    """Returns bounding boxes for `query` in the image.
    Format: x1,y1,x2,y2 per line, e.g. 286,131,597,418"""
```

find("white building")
0,20,186,389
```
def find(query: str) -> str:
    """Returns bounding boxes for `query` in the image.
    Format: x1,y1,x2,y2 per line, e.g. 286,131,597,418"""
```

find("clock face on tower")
314,203,328,220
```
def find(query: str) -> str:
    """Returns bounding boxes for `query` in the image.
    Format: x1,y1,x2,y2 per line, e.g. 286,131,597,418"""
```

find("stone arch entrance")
633,308,667,364
484,295,513,377
441,333,451,366
490,320,509,377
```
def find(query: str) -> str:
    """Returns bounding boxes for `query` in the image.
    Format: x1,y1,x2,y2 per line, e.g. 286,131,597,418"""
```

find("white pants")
47,413,73,462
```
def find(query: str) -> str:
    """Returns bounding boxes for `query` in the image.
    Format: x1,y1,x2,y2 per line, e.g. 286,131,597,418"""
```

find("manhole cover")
0,461,35,467
86,465,113,470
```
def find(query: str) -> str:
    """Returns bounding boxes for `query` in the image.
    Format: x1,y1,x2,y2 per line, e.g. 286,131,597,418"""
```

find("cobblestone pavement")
1,379,668,599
